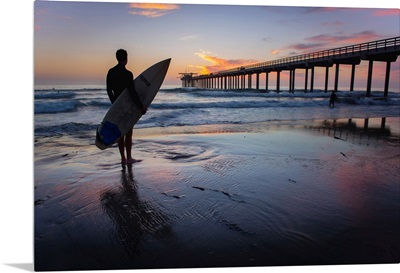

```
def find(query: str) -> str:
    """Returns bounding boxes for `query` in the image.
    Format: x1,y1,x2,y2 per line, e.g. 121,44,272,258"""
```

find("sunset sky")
34,0,399,90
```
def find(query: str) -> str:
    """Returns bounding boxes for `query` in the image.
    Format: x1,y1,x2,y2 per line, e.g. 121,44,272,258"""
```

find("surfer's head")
116,49,128,64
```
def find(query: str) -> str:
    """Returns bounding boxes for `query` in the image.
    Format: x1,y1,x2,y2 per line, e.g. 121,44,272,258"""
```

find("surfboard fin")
98,121,122,146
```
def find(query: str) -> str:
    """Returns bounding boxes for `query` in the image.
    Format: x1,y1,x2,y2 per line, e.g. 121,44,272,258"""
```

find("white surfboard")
96,58,171,150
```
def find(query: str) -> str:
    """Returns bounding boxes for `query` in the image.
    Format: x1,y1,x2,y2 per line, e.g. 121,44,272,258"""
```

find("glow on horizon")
34,1,400,91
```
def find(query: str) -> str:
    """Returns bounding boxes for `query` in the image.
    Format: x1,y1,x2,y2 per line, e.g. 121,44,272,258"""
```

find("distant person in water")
329,91,337,108
106,49,147,164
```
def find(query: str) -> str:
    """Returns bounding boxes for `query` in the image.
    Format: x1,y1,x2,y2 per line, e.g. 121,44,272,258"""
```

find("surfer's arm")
106,89,116,103
106,71,116,103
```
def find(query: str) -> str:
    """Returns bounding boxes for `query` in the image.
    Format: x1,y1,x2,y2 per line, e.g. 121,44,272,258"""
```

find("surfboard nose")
158,58,171,69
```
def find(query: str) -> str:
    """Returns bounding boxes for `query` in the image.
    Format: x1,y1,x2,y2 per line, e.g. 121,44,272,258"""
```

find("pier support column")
276,71,281,93
290,69,295,93
384,61,391,97
350,64,356,91
248,74,252,89
310,67,315,92
366,60,373,97
304,68,308,92
256,73,260,90
265,72,269,92
324,66,329,93
334,63,339,92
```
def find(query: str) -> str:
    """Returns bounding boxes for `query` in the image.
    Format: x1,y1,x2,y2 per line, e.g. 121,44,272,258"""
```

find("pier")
180,37,400,97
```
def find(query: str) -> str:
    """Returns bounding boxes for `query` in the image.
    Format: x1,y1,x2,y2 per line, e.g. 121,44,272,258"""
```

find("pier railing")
210,36,400,76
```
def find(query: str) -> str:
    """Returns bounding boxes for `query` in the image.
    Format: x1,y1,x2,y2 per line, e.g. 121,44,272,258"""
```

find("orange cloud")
195,51,258,74
129,3,180,18
196,65,209,75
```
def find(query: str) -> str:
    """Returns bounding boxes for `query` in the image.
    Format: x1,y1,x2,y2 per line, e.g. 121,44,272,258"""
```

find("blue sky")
33,0,399,89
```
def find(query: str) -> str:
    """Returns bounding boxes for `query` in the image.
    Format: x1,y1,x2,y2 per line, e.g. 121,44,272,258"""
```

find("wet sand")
34,118,400,271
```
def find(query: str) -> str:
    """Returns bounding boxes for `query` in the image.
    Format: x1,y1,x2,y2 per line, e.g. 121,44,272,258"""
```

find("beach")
34,117,400,271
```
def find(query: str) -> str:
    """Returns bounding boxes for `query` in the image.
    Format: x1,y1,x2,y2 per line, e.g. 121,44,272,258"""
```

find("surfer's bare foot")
126,158,136,164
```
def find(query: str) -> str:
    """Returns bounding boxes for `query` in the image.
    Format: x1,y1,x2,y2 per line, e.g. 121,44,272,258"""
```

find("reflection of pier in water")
307,118,398,145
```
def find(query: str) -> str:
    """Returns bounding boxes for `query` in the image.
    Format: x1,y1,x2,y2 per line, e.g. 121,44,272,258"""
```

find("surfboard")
95,58,171,150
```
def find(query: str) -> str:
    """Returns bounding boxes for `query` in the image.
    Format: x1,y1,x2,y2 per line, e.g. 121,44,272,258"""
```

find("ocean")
34,86,400,139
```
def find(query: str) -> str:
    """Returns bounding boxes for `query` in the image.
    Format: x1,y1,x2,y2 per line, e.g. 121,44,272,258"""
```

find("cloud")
372,9,400,16
195,51,258,74
128,3,180,18
305,7,399,18
303,7,341,14
288,43,325,51
34,8,72,31
280,31,383,54
321,21,343,26
180,35,200,41
262,37,272,42
308,31,382,44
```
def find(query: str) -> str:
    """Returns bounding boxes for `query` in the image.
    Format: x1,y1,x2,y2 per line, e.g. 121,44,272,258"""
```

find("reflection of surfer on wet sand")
100,165,172,259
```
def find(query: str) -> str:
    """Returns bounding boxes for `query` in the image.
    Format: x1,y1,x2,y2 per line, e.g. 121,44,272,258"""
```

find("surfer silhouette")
329,91,337,108
107,49,147,164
